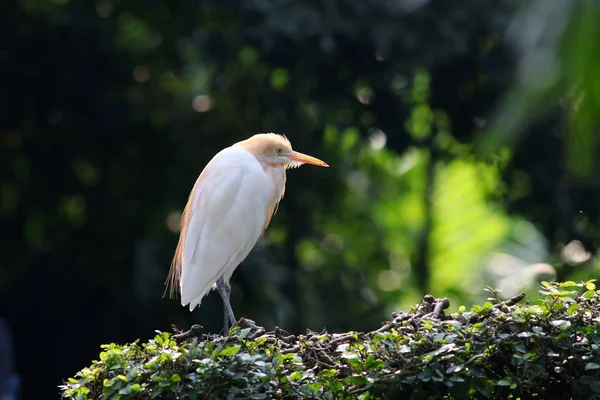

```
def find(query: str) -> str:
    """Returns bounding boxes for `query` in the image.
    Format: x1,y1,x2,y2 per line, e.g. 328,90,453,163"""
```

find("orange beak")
288,151,329,167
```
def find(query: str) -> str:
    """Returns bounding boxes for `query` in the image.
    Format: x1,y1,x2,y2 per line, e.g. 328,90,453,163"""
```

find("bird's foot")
218,317,264,337
219,309,238,336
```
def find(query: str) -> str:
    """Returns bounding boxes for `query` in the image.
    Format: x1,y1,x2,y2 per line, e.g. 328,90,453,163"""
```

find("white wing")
171,147,276,311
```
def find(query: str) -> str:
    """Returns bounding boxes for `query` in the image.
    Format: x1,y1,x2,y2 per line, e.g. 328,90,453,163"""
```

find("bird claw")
219,317,267,340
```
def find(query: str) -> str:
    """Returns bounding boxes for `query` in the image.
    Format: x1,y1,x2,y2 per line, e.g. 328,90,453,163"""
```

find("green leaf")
217,345,241,357
445,320,462,330
496,379,512,386
347,357,364,372
530,363,544,376
514,344,527,353
446,365,463,374
568,303,578,316
345,376,369,385
238,328,252,341
364,354,376,368
289,371,303,382
560,281,577,287
586,363,600,371
130,384,141,393
320,369,338,378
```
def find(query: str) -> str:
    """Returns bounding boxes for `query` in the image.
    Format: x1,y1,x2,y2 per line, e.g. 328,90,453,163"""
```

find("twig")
421,298,450,320
238,318,258,329
172,324,203,343
423,295,435,304
391,311,410,319
318,350,336,367
371,307,433,337
275,326,297,344
279,334,298,344
274,326,290,337
433,298,450,318
247,328,266,341
306,349,336,369
328,334,356,347
234,317,266,340
281,345,300,354
371,323,395,336
347,383,367,395
494,292,526,308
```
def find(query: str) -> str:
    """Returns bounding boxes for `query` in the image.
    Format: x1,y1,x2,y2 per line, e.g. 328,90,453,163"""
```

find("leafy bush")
61,281,600,399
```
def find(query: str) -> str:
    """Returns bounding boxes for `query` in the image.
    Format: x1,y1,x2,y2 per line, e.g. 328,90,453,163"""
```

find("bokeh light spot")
192,95,212,112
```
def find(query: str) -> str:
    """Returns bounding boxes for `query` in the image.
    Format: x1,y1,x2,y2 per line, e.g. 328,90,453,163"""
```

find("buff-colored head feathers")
235,133,328,168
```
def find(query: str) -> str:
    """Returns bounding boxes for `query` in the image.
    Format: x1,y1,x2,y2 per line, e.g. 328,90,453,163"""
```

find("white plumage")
179,147,278,310
165,133,328,332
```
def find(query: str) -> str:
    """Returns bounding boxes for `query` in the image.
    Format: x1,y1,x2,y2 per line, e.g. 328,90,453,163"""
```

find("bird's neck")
264,166,286,200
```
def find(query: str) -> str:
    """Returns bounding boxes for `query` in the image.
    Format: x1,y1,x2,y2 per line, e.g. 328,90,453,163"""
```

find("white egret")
165,133,328,333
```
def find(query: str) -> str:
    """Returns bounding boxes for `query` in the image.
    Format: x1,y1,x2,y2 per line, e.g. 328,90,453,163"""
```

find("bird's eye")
276,148,283,155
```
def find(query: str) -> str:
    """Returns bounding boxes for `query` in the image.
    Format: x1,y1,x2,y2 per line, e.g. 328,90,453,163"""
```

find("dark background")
2,0,600,398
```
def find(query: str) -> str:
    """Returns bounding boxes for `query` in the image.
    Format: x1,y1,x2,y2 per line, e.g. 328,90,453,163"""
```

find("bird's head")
235,133,329,169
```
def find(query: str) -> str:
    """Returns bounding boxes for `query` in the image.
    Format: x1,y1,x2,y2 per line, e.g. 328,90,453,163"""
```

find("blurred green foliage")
2,0,600,398
482,1,600,180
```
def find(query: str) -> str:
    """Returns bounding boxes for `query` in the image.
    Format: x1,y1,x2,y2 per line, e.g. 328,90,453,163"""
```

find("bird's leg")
216,276,236,335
